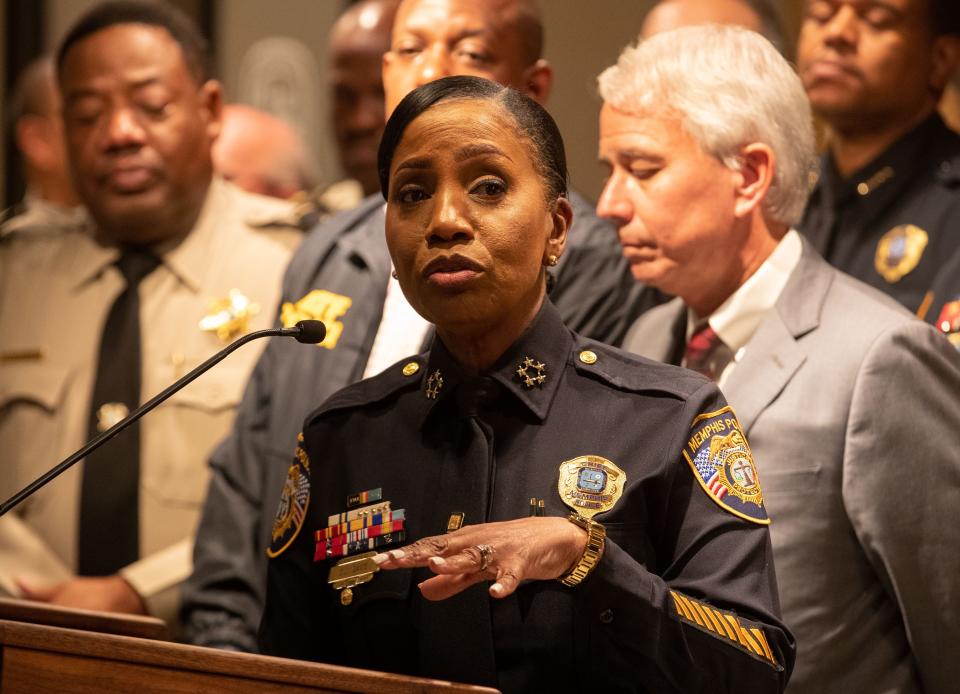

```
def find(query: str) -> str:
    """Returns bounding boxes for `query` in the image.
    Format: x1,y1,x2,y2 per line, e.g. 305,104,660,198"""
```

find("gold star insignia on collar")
425,369,444,399
516,356,547,389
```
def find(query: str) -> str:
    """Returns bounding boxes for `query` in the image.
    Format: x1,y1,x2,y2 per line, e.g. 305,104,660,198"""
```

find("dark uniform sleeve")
257,427,332,663
181,341,281,652
573,381,793,693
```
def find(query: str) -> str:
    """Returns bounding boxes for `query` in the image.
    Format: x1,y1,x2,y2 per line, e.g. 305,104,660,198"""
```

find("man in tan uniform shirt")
0,2,299,627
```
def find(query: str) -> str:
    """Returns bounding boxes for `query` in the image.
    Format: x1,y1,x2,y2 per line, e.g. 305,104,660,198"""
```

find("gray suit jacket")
624,239,960,694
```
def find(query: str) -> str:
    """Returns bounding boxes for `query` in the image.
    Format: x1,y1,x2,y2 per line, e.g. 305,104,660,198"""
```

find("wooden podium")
0,599,497,693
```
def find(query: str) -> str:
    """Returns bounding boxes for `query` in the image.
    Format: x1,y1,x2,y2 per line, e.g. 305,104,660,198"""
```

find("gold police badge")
557,455,625,519
267,435,311,558
874,224,928,283
199,289,259,342
281,289,352,349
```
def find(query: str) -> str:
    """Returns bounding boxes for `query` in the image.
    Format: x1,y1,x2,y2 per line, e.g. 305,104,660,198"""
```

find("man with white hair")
599,25,960,693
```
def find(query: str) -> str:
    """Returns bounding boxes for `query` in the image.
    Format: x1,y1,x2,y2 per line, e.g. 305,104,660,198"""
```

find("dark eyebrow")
454,143,511,162
395,156,432,173
394,143,512,173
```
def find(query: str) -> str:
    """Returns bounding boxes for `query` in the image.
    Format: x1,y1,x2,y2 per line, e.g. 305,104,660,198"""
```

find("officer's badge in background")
281,289,352,349
685,407,769,525
557,455,625,519
936,299,960,350
267,434,311,558
874,224,928,283
199,288,260,342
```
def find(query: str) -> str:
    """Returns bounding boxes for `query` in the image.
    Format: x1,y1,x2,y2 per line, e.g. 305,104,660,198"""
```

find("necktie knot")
683,323,731,382
455,377,500,418
116,248,161,287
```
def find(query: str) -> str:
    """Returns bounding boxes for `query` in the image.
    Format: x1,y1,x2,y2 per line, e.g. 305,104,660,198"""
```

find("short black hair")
930,0,960,36
378,75,568,204
56,1,212,84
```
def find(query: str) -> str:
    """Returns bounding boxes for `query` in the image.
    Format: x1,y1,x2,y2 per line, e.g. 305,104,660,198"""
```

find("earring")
391,270,399,279
547,255,558,267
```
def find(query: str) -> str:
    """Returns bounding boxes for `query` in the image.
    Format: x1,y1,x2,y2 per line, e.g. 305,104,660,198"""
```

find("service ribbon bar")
327,501,391,527
316,509,406,542
315,520,405,561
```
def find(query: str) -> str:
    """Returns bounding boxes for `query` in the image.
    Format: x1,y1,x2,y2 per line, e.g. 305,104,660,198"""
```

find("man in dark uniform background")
183,0,655,652
797,0,960,319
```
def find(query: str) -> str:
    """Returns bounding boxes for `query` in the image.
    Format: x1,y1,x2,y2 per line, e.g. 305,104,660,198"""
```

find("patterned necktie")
78,248,160,576
683,323,732,382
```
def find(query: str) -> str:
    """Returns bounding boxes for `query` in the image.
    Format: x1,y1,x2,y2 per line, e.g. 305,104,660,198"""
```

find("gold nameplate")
327,551,380,592
557,455,626,519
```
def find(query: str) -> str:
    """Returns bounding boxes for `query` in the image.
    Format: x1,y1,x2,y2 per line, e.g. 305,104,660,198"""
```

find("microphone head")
295,320,326,344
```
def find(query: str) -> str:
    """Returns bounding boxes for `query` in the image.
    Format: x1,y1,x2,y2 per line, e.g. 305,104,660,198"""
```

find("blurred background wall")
2,0,803,209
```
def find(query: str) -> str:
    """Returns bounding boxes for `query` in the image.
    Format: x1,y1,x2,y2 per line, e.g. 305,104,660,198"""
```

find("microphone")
0,319,326,517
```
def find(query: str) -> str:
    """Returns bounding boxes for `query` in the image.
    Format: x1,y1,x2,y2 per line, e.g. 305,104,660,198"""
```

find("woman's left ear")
733,143,775,219
544,196,573,266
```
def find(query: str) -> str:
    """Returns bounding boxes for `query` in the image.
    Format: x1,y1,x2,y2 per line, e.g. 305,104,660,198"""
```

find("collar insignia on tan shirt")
199,289,260,342
280,289,353,350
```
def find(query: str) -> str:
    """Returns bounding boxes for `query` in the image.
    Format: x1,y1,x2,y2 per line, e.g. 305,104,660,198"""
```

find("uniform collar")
418,298,572,428
69,177,220,291
817,112,950,210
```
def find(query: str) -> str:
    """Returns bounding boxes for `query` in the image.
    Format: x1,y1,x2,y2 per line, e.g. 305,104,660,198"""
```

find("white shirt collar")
686,229,803,354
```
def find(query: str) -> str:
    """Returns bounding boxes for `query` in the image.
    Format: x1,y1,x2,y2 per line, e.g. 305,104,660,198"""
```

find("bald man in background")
641,0,785,52
182,0,655,652
213,104,316,202
1,55,83,237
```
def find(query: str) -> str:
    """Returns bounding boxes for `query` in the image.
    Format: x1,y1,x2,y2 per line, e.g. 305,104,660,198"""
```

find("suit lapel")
622,297,687,364
724,239,833,433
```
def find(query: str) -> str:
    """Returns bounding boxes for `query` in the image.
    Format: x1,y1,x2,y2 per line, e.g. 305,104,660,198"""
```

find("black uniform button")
599,609,614,624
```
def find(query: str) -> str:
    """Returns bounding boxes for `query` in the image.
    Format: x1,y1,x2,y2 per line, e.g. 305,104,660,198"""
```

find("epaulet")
570,338,711,400
239,189,305,229
305,354,427,427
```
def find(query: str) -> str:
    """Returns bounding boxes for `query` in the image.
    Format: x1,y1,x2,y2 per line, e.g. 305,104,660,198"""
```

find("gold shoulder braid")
558,512,606,587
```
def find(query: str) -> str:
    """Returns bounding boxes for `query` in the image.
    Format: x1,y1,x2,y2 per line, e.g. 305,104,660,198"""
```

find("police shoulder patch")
267,433,311,558
683,407,768,525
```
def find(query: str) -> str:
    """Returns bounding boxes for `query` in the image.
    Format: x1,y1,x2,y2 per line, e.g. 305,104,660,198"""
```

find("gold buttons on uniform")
579,350,598,365
402,362,420,376
341,587,353,605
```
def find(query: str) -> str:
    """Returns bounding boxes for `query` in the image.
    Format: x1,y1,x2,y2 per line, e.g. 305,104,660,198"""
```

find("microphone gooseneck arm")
0,320,325,517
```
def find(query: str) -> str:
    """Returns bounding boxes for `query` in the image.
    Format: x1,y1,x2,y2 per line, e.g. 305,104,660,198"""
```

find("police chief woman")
259,76,793,693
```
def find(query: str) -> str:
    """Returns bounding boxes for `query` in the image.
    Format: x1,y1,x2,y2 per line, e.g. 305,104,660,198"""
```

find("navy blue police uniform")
259,300,794,693
800,113,960,318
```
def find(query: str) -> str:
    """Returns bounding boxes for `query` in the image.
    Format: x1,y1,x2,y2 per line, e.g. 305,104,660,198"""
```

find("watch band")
558,512,606,587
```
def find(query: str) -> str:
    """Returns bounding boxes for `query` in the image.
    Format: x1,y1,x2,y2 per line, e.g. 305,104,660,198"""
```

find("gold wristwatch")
558,512,606,587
